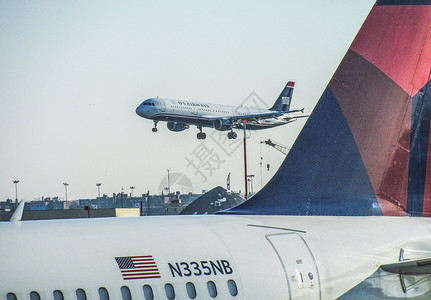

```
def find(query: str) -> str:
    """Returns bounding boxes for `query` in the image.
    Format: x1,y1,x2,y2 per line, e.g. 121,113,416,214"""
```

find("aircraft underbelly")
154,115,213,128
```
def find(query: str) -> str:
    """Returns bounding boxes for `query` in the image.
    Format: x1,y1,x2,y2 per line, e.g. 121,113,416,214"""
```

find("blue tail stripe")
225,88,381,215
407,81,431,215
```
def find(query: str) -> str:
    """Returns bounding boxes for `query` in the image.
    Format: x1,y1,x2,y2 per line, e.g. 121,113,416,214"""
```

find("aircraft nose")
136,105,145,117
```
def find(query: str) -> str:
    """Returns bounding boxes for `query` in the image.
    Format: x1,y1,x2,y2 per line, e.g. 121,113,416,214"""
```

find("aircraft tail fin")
270,81,295,112
224,1,431,216
10,200,25,223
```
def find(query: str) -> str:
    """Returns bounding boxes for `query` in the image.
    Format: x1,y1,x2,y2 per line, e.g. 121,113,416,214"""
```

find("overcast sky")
0,0,374,201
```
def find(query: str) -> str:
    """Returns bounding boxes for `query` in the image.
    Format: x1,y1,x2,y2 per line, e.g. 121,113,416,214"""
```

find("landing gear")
197,126,206,139
152,120,158,132
228,131,237,139
197,132,206,139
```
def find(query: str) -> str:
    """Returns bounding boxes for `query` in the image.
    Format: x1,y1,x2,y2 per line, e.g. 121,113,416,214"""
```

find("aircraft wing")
381,258,431,275
209,109,307,123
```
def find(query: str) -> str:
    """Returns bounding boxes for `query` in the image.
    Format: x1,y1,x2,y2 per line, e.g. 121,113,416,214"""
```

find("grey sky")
0,0,374,201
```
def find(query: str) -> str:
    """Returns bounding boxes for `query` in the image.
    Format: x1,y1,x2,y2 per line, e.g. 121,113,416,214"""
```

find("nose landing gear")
152,121,158,132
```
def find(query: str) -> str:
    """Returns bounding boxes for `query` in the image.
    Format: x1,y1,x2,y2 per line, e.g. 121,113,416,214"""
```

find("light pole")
130,186,135,198
243,121,248,200
96,183,102,198
167,169,171,195
247,174,255,196
13,180,19,207
121,187,124,208
63,182,69,208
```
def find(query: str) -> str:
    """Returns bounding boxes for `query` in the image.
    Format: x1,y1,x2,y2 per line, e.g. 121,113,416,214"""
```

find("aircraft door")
266,233,320,300
159,99,166,112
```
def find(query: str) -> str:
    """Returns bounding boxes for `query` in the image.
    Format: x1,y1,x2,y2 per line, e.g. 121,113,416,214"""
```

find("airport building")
0,187,245,221
0,192,201,221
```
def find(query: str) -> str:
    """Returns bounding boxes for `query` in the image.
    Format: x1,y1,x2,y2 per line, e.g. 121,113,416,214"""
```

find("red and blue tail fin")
225,0,431,216
270,81,295,112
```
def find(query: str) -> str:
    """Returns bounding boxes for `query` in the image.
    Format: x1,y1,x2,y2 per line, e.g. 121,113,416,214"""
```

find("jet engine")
167,122,189,132
213,118,233,131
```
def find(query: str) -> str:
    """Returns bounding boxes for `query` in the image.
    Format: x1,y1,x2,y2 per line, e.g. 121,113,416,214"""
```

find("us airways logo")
281,96,291,105
115,255,161,280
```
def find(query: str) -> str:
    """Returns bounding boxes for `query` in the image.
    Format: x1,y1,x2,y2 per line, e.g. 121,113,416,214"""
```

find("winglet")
10,200,26,223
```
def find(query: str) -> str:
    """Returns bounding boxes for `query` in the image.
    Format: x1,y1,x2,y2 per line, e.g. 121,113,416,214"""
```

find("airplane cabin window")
53,290,64,300
121,286,132,300
143,285,154,300
76,289,87,300
164,283,175,300
207,281,217,298
227,280,238,296
6,293,17,300
186,282,197,299
30,291,41,300
98,287,110,300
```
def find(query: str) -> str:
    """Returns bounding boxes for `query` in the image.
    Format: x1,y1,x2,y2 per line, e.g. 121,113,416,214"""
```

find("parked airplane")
135,81,307,139
2,1,431,299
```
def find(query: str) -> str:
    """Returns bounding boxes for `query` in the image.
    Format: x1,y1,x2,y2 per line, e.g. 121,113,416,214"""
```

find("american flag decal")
115,255,161,280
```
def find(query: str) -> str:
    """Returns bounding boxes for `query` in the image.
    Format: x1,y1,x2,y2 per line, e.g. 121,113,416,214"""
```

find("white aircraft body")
2,215,431,299
3,1,431,299
136,81,306,140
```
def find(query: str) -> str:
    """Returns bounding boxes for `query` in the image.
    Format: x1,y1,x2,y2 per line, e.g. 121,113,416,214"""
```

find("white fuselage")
2,215,431,299
136,98,295,131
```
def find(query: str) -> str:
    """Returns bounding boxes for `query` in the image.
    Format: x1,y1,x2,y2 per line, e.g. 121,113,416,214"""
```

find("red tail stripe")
351,6,431,97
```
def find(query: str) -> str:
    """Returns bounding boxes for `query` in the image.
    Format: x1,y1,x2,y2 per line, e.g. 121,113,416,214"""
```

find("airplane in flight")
135,81,307,139
2,1,431,299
